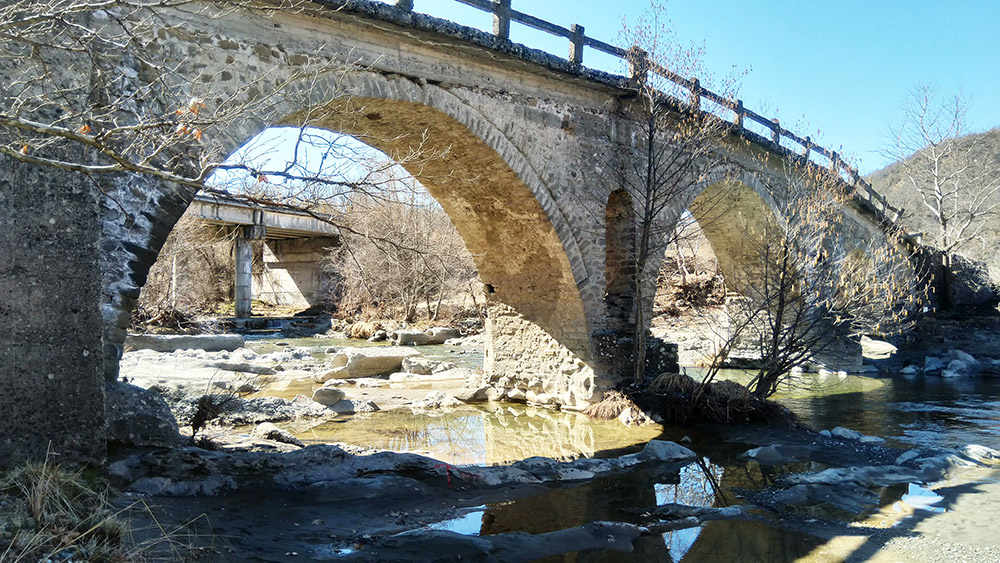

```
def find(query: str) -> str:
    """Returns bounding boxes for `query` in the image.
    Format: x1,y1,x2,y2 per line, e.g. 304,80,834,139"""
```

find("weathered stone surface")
312,387,346,406
329,347,420,377
105,382,182,447
0,156,106,467
313,365,351,383
125,334,245,353
411,391,462,409
401,356,456,375
250,422,304,447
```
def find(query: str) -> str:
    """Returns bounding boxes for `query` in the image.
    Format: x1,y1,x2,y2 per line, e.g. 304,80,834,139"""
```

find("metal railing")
391,0,902,226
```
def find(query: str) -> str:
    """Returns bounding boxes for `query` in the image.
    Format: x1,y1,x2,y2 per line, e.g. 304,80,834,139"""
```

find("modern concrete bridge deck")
188,192,340,316
0,0,908,463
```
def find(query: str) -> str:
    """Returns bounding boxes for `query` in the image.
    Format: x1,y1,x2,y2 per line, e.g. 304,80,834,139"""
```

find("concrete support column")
235,235,253,318
235,224,265,318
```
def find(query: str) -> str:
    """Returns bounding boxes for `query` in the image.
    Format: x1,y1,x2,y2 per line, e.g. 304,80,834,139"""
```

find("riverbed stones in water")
634,440,697,462
329,346,420,377
743,444,814,465
312,387,346,406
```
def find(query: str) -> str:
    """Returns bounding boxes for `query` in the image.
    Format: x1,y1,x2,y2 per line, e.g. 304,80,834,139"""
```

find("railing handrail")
392,0,902,226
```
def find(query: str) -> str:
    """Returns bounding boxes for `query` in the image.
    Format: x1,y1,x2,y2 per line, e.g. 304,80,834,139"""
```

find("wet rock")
328,399,380,414
251,422,304,447
775,483,880,515
312,386,346,406
125,334,245,353
830,426,864,440
783,465,925,488
454,386,491,403
105,382,183,447
512,456,595,482
324,346,337,354
367,330,388,342
899,365,918,375
896,449,922,465
328,346,420,377
859,435,886,445
411,390,462,409
742,445,813,465
819,429,833,438
925,356,946,372
634,440,697,462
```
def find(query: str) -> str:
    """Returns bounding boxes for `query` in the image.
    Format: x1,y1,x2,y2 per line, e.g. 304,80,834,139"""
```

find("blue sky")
395,0,1000,173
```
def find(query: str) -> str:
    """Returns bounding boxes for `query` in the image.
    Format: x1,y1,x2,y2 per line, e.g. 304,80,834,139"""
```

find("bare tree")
884,85,1000,270
328,180,477,323
608,5,742,383
702,162,922,399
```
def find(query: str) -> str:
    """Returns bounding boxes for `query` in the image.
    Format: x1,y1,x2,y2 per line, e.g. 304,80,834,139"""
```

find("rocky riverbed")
105,317,1000,562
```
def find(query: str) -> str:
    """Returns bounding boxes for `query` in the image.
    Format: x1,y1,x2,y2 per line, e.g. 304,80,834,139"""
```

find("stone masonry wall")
0,156,106,467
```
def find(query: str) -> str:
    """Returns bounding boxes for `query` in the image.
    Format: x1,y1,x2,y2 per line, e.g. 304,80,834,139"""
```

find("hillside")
867,127,1000,277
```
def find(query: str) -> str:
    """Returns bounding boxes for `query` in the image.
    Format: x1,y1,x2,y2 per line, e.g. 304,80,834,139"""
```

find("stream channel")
214,336,1000,561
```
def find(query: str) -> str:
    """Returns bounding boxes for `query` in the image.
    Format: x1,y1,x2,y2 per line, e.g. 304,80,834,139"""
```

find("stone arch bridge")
0,0,904,463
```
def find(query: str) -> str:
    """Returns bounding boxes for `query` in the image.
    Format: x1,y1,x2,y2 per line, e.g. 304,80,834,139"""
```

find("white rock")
313,366,350,383
940,369,960,378
328,346,420,377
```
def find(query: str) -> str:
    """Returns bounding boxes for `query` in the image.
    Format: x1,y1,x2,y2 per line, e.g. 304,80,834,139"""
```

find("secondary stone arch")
683,169,791,295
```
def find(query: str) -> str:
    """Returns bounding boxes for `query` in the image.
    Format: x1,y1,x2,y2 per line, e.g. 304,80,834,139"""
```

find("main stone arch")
102,68,607,410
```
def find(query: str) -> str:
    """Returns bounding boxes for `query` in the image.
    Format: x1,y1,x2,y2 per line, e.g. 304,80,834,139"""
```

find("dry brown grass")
1,452,210,562
649,372,698,394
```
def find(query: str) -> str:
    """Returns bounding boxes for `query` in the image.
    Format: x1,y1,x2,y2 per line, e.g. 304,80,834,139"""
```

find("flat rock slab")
329,346,421,377
126,334,245,352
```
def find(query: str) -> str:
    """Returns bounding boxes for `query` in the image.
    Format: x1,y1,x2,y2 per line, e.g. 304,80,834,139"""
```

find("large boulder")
311,386,346,406
391,327,461,346
328,346,420,377
125,334,245,352
105,382,183,447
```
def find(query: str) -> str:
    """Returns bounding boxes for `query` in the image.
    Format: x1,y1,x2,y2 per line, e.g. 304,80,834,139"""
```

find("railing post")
569,24,585,65
396,0,413,10
770,118,780,144
493,0,511,40
802,136,811,160
627,46,648,83
690,77,701,111
830,151,840,174
734,99,744,128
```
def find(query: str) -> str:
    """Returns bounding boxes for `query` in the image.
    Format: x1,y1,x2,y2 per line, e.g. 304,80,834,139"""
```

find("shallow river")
245,337,1000,562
